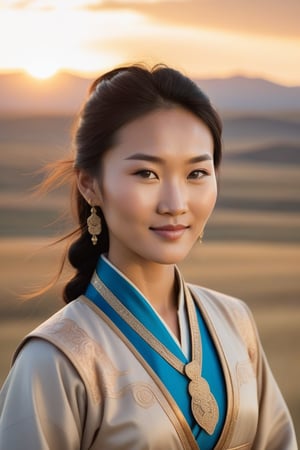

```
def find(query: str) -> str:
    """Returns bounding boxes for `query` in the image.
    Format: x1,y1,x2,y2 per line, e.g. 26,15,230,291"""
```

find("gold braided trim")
228,444,251,450
91,272,185,373
183,282,202,365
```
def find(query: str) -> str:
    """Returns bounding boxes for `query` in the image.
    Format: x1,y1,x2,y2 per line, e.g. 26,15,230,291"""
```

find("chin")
151,251,191,266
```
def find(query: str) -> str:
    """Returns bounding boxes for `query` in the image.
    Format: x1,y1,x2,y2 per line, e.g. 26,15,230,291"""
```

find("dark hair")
46,64,222,303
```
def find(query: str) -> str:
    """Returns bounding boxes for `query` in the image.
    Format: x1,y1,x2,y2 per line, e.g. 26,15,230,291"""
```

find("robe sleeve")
247,307,298,449
0,338,87,450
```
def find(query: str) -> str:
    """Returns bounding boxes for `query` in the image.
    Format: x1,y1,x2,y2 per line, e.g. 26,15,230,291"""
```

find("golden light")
25,62,59,80
0,4,299,86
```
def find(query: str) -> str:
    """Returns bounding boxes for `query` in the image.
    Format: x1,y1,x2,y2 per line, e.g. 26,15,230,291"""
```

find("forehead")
112,107,214,158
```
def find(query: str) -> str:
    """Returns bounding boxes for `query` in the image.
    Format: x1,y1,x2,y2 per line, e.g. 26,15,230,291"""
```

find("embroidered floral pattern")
34,315,127,403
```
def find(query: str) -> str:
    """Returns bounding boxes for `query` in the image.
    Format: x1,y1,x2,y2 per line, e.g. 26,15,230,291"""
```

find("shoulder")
14,297,90,361
12,298,91,383
12,338,80,382
13,297,105,404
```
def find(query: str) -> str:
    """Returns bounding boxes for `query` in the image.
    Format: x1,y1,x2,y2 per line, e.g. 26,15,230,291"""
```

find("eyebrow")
124,153,213,163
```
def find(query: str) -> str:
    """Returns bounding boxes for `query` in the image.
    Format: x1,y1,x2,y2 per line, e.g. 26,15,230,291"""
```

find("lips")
151,225,188,231
150,224,189,240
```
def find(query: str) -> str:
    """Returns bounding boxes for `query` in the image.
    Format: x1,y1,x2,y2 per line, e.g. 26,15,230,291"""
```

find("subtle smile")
149,225,189,240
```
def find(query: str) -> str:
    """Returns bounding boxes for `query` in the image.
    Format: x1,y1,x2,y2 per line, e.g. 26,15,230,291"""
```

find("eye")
188,169,208,180
134,169,158,179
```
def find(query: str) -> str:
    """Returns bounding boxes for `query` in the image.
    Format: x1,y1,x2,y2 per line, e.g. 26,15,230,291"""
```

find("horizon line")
0,69,299,88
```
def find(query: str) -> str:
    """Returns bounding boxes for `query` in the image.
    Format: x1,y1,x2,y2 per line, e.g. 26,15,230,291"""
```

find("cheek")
101,182,154,223
194,183,217,217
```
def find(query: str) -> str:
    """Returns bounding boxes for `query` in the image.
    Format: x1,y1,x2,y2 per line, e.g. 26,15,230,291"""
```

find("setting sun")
25,63,59,80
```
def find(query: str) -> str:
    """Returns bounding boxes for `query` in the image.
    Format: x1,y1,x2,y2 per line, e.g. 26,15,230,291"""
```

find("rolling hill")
0,72,300,115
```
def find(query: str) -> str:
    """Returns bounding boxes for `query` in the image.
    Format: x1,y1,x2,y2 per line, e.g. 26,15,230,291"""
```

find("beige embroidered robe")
0,285,297,449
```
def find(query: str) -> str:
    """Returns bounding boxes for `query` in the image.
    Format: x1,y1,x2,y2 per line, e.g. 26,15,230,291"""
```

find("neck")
104,255,181,340
105,256,179,315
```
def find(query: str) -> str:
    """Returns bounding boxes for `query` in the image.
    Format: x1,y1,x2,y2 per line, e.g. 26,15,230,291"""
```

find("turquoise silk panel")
85,256,226,448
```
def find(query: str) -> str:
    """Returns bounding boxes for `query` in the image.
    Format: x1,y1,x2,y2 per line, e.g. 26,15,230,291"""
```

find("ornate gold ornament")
87,206,102,245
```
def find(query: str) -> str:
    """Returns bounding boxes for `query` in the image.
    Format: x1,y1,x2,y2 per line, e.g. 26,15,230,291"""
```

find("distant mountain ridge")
0,72,300,115
198,76,300,113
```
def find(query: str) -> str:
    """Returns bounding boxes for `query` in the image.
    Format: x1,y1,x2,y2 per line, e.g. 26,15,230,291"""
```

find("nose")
157,180,188,216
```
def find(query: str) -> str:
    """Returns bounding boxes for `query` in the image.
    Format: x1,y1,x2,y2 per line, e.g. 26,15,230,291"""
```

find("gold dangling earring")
198,231,204,244
87,204,102,245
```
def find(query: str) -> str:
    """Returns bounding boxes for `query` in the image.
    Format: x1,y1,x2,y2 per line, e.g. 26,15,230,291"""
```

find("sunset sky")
1,0,300,85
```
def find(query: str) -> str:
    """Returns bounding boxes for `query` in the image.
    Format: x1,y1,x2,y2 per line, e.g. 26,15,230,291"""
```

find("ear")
77,170,103,206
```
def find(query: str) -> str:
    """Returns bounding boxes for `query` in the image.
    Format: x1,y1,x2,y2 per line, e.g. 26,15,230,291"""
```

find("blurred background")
0,0,299,441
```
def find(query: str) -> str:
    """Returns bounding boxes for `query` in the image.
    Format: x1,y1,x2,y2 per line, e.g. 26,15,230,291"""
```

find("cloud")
85,18,300,85
83,0,300,39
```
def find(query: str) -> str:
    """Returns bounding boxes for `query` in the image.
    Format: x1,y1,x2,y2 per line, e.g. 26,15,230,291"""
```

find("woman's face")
94,107,217,269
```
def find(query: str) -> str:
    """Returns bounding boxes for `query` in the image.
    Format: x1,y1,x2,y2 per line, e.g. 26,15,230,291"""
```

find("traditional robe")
0,257,297,449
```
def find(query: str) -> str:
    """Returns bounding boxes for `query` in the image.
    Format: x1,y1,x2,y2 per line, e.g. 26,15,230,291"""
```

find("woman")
0,64,297,449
